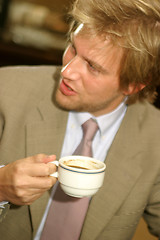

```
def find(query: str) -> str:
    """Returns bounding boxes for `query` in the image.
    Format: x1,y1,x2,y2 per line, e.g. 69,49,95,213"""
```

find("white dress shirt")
0,165,8,208
35,100,127,239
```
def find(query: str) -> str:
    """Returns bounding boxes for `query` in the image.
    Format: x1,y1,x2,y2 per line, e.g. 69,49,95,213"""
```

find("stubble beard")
54,88,87,112
54,81,124,115
54,88,122,115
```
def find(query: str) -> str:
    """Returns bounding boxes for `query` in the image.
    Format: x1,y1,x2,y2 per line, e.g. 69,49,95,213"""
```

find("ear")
123,83,146,96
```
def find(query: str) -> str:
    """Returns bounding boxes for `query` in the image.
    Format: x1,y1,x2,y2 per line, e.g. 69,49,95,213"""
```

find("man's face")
55,25,126,116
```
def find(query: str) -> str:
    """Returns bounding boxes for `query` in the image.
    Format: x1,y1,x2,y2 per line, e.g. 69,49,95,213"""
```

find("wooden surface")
132,218,158,240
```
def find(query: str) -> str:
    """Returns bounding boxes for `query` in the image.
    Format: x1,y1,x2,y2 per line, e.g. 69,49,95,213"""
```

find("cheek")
85,76,119,97
83,78,103,96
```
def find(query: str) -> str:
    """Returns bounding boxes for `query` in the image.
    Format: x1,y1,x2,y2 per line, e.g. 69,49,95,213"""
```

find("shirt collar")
69,100,127,136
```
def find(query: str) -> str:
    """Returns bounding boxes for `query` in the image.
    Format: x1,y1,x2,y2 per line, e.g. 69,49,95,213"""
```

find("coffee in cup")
50,155,106,198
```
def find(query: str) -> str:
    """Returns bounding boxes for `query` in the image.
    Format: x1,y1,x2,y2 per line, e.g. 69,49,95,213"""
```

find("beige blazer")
0,66,160,240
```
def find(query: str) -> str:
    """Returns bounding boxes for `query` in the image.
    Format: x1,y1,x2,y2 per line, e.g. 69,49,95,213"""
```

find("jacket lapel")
26,84,69,158
26,96,68,235
80,103,145,240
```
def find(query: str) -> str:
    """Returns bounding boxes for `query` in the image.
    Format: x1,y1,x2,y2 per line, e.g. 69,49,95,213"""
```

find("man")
0,0,160,239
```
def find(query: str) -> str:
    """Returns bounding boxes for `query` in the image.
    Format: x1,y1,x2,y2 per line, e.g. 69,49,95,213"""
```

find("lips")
59,80,76,96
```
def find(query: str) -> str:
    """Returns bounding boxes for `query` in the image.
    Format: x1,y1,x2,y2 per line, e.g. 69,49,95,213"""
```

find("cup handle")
50,160,59,178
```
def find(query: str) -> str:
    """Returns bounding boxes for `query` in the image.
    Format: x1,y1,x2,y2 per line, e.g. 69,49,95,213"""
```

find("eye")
87,61,98,73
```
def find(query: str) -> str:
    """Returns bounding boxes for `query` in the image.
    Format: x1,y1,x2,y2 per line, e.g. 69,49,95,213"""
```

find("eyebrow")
84,57,108,74
70,33,108,74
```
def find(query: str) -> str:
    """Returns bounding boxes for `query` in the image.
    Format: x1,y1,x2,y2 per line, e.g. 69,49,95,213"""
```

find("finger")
20,175,57,189
43,155,57,164
28,154,57,164
27,154,48,163
11,155,57,177
32,176,57,189
26,162,57,177
14,177,57,205
7,177,57,203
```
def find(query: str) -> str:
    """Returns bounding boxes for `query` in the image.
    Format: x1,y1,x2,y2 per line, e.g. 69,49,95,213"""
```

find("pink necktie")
73,118,99,157
40,118,98,240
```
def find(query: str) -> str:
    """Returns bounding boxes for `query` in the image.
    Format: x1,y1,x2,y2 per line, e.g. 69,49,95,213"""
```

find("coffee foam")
63,159,100,170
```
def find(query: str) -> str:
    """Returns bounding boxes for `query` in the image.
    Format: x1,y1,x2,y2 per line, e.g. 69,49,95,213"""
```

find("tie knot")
73,118,99,157
82,118,99,141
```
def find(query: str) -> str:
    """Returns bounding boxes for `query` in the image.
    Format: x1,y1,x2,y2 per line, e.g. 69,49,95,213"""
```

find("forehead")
73,25,124,74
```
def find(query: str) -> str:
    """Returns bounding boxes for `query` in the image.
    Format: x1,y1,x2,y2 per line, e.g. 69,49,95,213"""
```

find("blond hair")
69,0,160,104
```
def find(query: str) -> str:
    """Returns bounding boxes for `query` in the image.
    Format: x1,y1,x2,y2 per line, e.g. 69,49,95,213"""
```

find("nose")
61,56,81,80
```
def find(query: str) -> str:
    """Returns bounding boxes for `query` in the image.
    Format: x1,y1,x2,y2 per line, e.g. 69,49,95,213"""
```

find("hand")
0,154,57,205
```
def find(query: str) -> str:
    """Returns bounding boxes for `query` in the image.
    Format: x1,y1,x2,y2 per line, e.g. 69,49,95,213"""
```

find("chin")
54,96,74,111
55,92,76,111
55,99,85,112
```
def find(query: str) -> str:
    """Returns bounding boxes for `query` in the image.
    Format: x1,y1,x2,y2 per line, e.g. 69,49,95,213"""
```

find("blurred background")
0,0,71,66
0,0,159,109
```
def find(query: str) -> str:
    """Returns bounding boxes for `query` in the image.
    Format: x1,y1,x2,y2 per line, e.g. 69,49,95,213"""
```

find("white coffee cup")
50,155,106,198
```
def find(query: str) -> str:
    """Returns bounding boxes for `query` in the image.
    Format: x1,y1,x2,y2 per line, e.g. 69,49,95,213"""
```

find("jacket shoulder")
0,65,57,92
0,65,59,106
126,101,160,147
128,101,160,123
